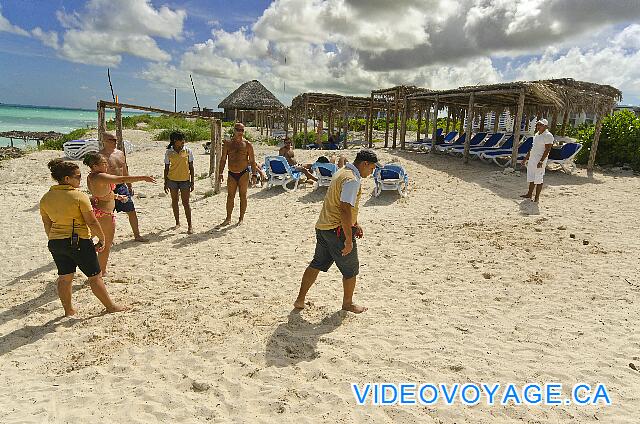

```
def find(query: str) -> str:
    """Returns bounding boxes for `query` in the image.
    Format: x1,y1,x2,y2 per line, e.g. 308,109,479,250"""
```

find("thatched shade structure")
369,86,426,148
290,92,386,148
406,78,622,171
218,80,284,124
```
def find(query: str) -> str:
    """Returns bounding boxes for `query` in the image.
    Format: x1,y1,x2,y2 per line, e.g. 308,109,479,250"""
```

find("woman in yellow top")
39,159,127,316
83,152,156,276
163,130,195,234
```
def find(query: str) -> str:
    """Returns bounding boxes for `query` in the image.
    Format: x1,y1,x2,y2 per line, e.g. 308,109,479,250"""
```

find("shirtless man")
279,138,317,182
218,123,258,226
99,132,147,241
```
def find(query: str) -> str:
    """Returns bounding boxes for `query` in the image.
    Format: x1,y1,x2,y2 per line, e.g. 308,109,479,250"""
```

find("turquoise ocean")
0,104,142,148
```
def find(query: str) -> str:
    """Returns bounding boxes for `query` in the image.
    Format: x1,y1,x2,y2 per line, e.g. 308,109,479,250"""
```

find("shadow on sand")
387,149,604,201
265,309,346,367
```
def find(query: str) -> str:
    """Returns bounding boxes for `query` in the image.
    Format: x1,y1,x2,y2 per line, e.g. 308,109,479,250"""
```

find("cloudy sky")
1,0,639,110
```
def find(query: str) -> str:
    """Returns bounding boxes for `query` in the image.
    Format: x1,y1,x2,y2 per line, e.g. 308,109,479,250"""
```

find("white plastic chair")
264,156,302,191
373,163,409,197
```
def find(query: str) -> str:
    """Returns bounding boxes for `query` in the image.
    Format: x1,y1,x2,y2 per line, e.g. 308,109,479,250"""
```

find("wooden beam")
97,103,106,145
416,106,422,142
392,89,400,148
213,119,223,194
368,93,374,148
343,100,349,149
560,109,569,136
384,100,390,147
463,93,475,163
511,89,526,168
587,112,605,173
400,97,409,149
115,106,124,154
431,96,439,153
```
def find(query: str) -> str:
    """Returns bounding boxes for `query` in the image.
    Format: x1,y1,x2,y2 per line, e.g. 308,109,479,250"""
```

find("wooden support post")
587,112,605,173
479,112,486,132
511,89,526,168
285,109,289,138
560,109,569,136
368,94,375,148
303,98,308,141
492,111,499,133
445,108,451,133
213,119,223,194
550,110,559,134
463,93,475,163
416,106,422,141
97,103,106,145
115,106,124,153
431,96,440,153
400,97,409,149
384,100,390,147
343,100,349,149
209,119,220,176
392,89,400,148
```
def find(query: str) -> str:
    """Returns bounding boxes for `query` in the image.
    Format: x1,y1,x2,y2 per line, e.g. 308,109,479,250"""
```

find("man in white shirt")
521,119,554,202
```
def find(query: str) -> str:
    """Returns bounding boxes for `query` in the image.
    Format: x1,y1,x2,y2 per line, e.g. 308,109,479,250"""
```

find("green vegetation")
40,128,91,150
571,110,640,171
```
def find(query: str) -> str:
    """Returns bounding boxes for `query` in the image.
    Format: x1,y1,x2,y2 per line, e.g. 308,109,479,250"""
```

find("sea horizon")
0,103,146,148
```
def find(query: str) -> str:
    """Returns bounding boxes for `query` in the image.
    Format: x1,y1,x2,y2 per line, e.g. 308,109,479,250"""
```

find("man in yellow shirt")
294,150,379,314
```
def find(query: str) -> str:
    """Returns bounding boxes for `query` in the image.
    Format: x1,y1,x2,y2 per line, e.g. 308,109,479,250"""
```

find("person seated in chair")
279,137,317,182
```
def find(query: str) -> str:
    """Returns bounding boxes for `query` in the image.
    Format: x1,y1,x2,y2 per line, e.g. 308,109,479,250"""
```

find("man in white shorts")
521,119,554,202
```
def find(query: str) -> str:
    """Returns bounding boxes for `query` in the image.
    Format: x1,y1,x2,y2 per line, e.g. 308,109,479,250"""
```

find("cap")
355,149,379,165
536,118,549,126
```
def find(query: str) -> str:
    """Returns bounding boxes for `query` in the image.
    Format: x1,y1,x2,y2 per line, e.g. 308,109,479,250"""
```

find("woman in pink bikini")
83,152,156,275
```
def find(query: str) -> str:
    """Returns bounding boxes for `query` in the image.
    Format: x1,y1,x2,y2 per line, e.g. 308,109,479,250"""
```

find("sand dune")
1,129,639,423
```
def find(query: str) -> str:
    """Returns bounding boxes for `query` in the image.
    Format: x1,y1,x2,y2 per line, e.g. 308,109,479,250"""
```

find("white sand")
1,128,639,423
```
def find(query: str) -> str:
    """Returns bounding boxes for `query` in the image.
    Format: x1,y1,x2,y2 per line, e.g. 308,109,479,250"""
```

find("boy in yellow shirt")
164,130,195,234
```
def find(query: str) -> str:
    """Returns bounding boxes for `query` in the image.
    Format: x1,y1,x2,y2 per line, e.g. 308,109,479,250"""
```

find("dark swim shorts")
309,228,359,279
48,238,101,277
114,183,135,213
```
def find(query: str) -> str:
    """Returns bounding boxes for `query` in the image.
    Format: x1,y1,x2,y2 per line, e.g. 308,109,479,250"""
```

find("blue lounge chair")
437,132,487,152
406,128,443,149
480,137,534,167
547,142,582,174
447,133,504,155
470,135,516,160
413,130,458,151
264,156,302,191
373,163,409,197
310,162,338,188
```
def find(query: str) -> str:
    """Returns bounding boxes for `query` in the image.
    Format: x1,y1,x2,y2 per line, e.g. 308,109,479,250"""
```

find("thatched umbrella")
218,80,284,125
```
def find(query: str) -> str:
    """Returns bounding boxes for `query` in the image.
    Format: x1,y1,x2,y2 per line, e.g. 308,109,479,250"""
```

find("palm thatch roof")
409,78,622,116
218,80,284,110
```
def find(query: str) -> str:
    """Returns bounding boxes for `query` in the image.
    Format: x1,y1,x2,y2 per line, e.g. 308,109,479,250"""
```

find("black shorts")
48,238,101,277
309,228,359,279
114,183,135,213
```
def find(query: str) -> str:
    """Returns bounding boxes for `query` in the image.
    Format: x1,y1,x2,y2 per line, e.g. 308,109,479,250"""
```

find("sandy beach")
1,128,639,423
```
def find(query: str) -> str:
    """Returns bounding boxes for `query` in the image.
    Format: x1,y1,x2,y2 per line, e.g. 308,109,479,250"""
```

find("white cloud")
31,27,59,49
0,5,29,36
55,0,186,66
142,1,640,106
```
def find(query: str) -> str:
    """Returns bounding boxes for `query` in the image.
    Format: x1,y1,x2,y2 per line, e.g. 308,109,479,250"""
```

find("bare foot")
174,223,181,230
187,227,193,234
64,308,77,317
106,304,130,313
237,219,243,226
134,236,148,242
342,303,368,314
216,219,231,228
293,299,305,309
520,194,532,199
533,198,540,203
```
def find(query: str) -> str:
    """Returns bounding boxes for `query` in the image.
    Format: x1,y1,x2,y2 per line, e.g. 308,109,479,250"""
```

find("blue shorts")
166,179,191,190
114,183,135,213
309,228,359,279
